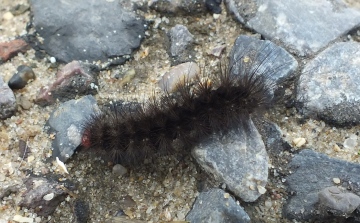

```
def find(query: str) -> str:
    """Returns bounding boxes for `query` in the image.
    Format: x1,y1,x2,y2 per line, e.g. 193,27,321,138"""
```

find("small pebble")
333,178,341,184
13,215,33,223
333,144,341,152
257,185,267,194
293,137,306,147
27,155,35,163
43,193,54,201
158,62,200,92
112,164,128,176
8,65,36,89
18,96,32,110
49,57,56,63
3,11,14,20
343,134,358,149
264,200,273,208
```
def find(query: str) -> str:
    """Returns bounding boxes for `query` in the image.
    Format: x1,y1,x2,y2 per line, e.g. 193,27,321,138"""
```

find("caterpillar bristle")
81,50,276,166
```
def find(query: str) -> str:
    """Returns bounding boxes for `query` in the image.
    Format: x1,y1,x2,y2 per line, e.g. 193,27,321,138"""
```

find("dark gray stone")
35,61,99,106
186,188,250,223
19,176,68,216
192,118,268,202
30,0,146,63
205,0,222,14
8,65,35,89
168,24,195,65
73,199,90,223
47,95,99,162
229,35,298,88
149,0,207,15
284,149,360,221
225,0,360,56
0,76,16,119
297,42,360,126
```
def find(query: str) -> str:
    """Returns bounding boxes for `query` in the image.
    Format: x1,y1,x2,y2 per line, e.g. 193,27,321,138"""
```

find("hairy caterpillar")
80,41,285,166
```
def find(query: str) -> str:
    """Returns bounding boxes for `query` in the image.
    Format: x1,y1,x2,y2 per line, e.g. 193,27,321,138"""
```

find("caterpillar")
80,42,282,166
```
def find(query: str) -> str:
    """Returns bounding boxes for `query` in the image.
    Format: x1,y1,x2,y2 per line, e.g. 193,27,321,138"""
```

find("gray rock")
225,0,360,56
47,95,99,162
284,149,360,221
35,61,99,106
296,42,360,126
192,118,268,202
169,24,195,65
229,35,298,88
186,188,250,223
8,65,35,89
30,0,146,64
318,186,360,217
112,164,128,177
19,176,69,216
0,76,16,119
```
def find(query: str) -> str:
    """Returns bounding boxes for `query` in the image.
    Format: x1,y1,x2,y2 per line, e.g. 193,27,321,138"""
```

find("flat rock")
318,186,360,217
284,149,360,221
296,42,360,126
19,176,69,216
186,188,250,223
46,95,99,162
192,118,268,202
226,0,360,56
30,0,146,64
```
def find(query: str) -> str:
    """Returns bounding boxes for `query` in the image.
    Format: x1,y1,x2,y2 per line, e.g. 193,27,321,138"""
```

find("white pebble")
13,215,34,223
43,193,54,201
49,57,56,63
3,12,14,20
257,185,267,194
333,178,341,184
293,137,306,147
213,14,220,19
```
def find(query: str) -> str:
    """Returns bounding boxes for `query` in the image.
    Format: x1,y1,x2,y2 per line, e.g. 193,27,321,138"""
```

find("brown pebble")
0,39,29,63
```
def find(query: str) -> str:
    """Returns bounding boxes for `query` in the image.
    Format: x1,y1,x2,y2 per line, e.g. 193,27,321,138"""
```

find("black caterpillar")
81,44,280,166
